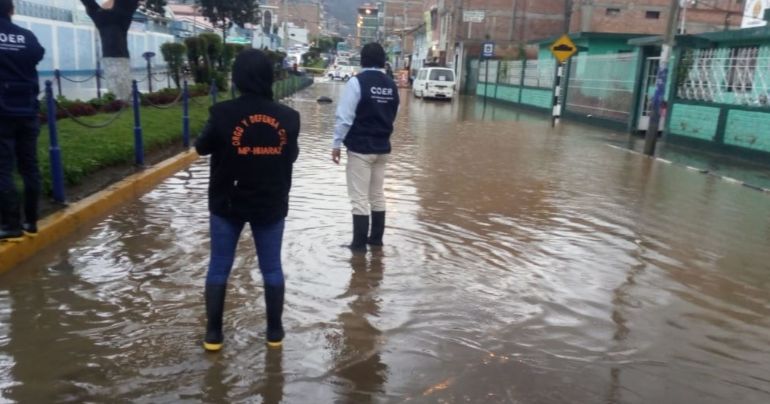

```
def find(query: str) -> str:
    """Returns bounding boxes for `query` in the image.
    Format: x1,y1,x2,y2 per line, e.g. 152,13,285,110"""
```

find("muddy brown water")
1,83,770,403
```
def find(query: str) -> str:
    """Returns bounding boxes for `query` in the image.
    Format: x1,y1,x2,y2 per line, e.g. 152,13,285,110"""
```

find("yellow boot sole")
203,342,223,352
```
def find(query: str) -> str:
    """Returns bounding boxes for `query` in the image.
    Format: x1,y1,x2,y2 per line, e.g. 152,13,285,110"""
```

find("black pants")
0,117,41,229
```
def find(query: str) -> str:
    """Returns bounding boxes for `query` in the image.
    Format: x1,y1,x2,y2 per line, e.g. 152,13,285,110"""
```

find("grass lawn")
37,95,213,192
35,76,311,194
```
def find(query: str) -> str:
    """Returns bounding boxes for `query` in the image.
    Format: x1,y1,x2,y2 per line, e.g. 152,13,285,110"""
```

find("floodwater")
2,83,770,403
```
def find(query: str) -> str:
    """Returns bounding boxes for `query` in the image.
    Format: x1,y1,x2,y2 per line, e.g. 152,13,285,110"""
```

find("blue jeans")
206,214,285,287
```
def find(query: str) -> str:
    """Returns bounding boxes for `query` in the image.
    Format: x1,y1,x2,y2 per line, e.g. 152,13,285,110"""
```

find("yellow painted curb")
0,150,200,274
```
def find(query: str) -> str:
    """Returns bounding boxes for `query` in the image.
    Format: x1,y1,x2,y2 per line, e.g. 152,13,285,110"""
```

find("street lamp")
142,51,156,93
679,0,696,34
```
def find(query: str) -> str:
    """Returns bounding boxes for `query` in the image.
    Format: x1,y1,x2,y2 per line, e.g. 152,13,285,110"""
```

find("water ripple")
0,84,769,403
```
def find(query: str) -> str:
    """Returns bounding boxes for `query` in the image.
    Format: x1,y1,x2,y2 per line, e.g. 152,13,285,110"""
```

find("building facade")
570,0,745,35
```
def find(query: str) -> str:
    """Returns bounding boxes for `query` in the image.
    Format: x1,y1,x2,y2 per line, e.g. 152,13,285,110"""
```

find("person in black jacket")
0,0,45,242
195,49,300,351
331,43,399,252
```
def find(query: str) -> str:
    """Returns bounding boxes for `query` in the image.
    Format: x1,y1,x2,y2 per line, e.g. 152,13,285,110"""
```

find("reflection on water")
1,83,770,403
331,252,387,404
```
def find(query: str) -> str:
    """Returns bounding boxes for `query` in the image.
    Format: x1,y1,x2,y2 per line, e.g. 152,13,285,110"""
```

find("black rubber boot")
0,191,23,243
349,214,369,253
368,211,385,246
204,284,227,352
22,187,39,236
0,228,23,242
265,284,285,348
21,223,37,236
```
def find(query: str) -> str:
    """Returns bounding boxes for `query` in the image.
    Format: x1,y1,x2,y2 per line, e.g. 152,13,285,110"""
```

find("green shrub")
161,42,187,88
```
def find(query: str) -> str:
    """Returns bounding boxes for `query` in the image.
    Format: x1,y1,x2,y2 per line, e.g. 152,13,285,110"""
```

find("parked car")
327,64,359,81
412,67,456,100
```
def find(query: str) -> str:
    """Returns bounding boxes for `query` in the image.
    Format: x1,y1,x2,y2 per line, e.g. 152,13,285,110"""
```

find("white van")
413,67,456,100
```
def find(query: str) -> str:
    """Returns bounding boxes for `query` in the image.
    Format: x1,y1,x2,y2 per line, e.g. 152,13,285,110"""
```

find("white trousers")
346,151,388,216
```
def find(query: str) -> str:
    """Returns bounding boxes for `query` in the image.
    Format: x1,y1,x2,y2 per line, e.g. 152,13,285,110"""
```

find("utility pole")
679,0,687,34
643,0,679,156
551,0,572,127
564,0,572,33
282,0,289,49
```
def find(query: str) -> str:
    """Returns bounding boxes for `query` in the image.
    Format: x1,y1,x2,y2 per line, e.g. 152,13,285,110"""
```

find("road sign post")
549,35,578,126
482,42,495,105
550,34,577,63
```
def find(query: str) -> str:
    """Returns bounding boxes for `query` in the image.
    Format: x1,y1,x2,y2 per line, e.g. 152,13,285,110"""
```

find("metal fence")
477,59,554,89
676,46,770,107
477,60,499,83
523,59,555,89
566,53,639,123
16,0,73,23
498,60,524,85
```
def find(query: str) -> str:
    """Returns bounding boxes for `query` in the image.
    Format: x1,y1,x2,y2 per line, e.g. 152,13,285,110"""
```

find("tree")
197,0,260,42
80,0,140,99
81,0,138,58
160,42,186,88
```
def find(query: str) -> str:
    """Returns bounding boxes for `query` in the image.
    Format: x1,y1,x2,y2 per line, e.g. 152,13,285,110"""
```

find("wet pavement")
2,83,770,403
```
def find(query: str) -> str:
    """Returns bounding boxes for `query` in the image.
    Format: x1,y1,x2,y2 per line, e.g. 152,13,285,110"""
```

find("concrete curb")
605,144,770,194
0,150,200,274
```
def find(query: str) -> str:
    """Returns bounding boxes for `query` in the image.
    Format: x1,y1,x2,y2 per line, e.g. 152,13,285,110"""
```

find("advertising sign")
463,11,485,23
742,0,770,28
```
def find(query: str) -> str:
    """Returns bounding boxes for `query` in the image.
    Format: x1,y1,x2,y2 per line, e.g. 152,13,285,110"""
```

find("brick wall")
570,0,743,35
459,0,566,43
382,0,424,34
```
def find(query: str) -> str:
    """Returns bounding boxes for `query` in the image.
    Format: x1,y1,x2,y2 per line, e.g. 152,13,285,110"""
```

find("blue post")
96,60,102,99
54,69,62,98
210,79,218,104
132,80,144,166
45,81,66,203
182,80,190,148
230,79,235,99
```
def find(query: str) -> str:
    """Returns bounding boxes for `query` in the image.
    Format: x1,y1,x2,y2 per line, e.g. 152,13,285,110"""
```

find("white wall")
13,14,175,74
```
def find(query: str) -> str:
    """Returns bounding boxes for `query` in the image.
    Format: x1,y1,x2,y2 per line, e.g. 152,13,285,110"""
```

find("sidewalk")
615,135,770,192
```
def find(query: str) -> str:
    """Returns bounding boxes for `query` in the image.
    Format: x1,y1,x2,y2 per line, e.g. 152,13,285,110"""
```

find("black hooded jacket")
196,50,300,224
0,15,45,117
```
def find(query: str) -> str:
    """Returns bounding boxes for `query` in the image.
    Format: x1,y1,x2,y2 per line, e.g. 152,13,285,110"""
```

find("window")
606,8,621,16
727,46,758,93
429,69,455,81
645,11,661,19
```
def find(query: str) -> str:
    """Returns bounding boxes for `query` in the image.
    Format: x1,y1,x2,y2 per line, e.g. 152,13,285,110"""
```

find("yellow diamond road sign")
550,34,577,63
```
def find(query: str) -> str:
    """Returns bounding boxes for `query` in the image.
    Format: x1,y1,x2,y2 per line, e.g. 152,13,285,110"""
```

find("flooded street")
2,82,770,403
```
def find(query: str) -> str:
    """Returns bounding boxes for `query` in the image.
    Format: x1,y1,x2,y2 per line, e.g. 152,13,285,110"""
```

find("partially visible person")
385,62,394,80
195,49,300,351
0,0,45,242
331,43,400,252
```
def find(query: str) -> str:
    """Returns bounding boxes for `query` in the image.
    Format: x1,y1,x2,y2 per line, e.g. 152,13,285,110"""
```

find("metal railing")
42,75,312,203
16,0,73,23
676,46,770,107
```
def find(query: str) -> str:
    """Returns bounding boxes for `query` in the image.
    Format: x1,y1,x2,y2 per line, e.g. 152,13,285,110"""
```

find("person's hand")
332,148,341,165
